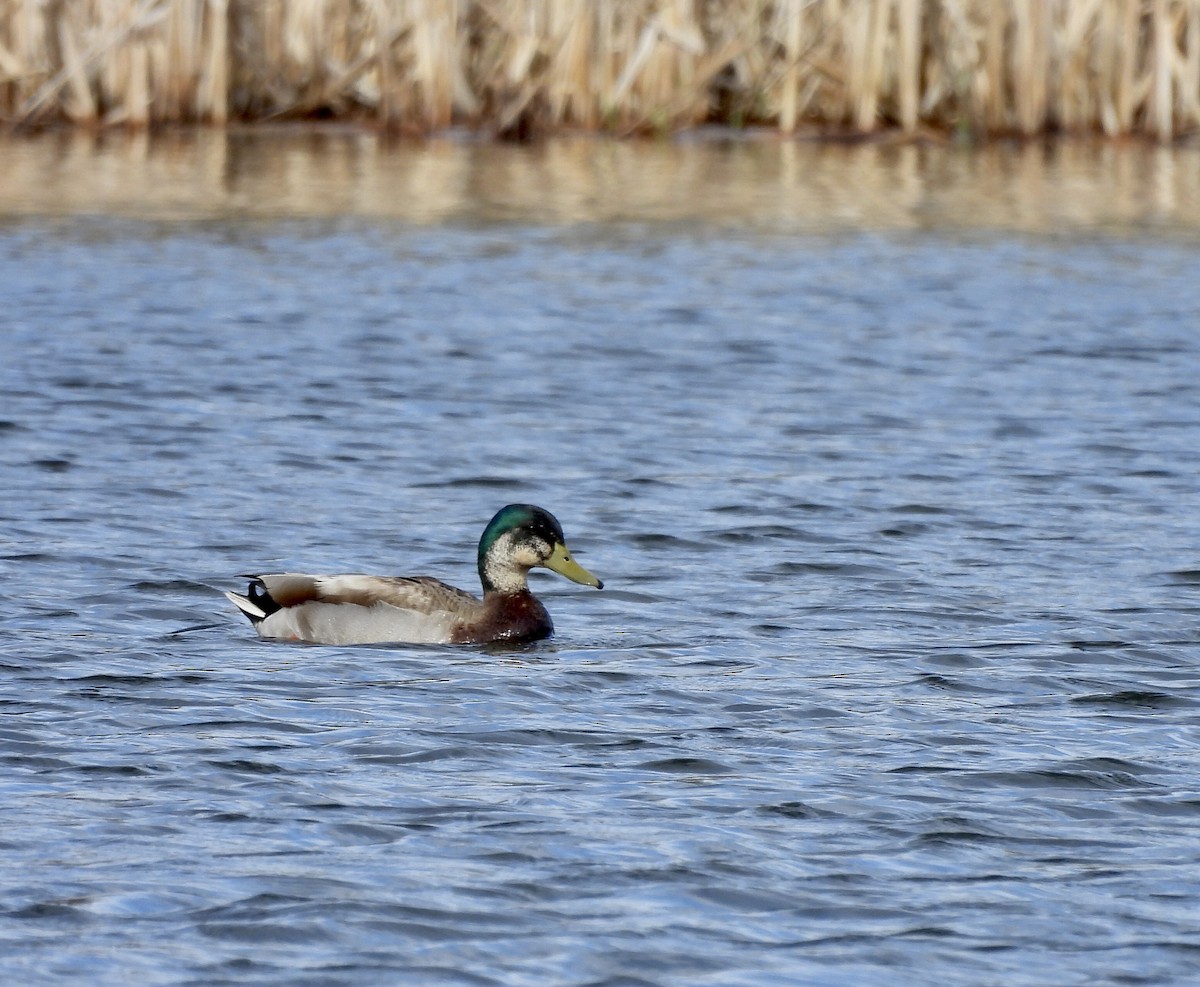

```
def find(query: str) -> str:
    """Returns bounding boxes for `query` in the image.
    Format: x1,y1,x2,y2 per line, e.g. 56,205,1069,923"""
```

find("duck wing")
259,573,480,613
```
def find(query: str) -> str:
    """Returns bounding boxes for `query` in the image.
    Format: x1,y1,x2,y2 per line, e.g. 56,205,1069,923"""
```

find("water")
2,133,1200,986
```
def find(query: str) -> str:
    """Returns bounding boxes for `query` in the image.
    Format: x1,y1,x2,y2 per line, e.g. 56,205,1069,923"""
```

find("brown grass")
1,0,1198,139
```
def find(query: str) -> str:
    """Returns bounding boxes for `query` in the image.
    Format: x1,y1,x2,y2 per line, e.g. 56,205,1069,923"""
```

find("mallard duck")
225,504,602,645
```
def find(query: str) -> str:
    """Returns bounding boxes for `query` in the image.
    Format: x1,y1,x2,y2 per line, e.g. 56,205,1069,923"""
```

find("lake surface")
1,131,1199,986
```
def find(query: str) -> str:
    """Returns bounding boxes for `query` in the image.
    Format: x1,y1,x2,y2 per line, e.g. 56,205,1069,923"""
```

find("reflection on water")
1,127,1198,232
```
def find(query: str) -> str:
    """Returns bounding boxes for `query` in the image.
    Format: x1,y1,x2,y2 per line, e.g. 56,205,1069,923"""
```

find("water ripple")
1,215,1198,986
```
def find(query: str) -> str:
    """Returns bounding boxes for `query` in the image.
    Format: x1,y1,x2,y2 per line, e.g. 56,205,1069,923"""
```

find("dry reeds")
1,0,1198,139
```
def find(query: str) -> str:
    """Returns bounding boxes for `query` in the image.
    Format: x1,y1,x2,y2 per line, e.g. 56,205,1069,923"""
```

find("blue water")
2,140,1200,986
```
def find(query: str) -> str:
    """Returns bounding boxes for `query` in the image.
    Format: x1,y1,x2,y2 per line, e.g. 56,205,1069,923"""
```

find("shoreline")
7,116,1200,148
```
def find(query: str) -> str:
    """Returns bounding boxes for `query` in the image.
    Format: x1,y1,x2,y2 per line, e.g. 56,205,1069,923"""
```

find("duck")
225,504,603,645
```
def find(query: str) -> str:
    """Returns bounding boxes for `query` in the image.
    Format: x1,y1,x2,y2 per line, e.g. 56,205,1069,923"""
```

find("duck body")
225,505,601,646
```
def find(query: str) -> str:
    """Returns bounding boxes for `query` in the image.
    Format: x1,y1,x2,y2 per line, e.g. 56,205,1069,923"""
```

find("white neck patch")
482,530,539,594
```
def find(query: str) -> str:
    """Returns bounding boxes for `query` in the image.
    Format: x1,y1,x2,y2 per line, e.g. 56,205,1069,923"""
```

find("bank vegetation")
1,0,1198,140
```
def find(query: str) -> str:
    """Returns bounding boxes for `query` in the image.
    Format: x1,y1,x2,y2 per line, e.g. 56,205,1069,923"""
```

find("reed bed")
2,0,1198,138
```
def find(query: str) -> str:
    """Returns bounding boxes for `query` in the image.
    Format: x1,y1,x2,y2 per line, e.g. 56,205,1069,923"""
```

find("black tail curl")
243,576,282,620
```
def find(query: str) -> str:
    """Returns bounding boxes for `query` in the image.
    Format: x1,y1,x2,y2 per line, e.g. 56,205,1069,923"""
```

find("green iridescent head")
477,504,603,594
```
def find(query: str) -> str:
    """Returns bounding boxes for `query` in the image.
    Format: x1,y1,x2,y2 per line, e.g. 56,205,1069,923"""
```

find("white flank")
256,602,459,646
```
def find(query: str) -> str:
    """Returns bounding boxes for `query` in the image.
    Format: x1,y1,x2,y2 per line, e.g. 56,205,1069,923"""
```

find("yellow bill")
544,542,603,589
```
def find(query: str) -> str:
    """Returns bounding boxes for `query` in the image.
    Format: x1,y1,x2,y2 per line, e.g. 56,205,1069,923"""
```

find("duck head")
478,504,603,595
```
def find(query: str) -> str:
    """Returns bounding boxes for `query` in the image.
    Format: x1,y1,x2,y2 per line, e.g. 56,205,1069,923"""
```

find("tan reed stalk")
161,1,190,121
1010,0,1035,134
845,0,868,128
1186,0,1200,122
373,0,396,127
552,1,591,126
1153,0,1173,139
823,0,848,123
981,1,1008,131
0,3,26,115
1116,0,1138,131
204,0,228,124
608,15,655,112
126,33,148,124
1095,0,1117,134
592,0,615,123
96,2,120,119
58,5,96,121
1058,0,1088,131
858,0,889,130
777,0,802,132
421,0,459,129
896,0,920,131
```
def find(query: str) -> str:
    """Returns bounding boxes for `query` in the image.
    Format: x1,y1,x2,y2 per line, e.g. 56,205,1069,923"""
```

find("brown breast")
451,590,553,644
